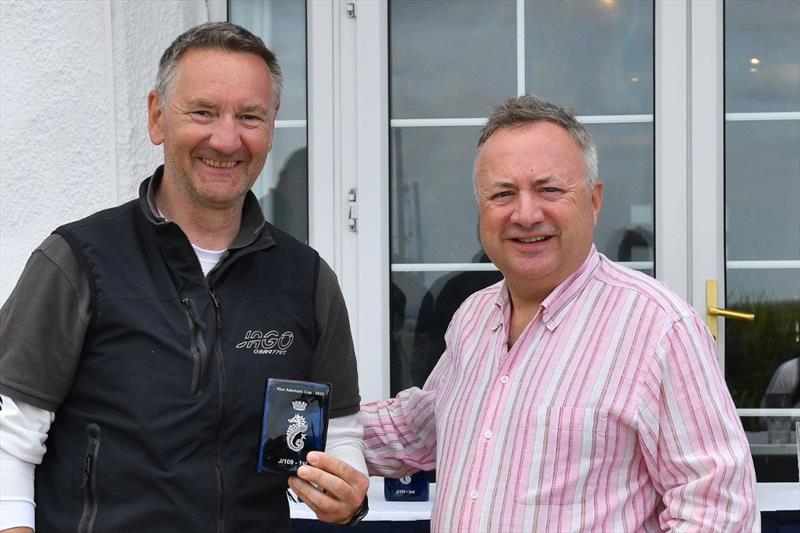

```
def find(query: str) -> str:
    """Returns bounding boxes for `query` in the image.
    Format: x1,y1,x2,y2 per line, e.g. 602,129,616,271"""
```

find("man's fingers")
288,477,327,512
304,452,369,494
288,452,369,524
296,463,352,500
288,475,357,524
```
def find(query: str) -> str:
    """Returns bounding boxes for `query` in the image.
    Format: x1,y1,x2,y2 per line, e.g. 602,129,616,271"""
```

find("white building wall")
0,0,210,300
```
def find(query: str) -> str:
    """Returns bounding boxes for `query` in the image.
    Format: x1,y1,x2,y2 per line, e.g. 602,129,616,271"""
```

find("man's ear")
591,180,604,224
147,90,165,146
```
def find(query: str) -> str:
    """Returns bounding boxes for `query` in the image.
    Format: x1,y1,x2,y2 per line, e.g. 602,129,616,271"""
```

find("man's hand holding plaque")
288,451,369,525
258,378,369,524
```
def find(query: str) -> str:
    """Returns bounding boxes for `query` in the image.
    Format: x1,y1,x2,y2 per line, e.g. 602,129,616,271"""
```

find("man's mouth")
514,236,551,243
202,158,238,169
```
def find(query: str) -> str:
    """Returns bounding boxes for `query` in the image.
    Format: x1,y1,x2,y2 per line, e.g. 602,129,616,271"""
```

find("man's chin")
504,259,559,283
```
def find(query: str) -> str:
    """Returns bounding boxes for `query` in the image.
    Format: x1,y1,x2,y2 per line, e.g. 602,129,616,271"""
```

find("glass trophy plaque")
257,378,330,474
384,471,430,501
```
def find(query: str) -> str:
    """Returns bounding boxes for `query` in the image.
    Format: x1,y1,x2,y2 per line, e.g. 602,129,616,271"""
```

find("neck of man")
504,270,574,348
504,281,549,348
154,180,242,251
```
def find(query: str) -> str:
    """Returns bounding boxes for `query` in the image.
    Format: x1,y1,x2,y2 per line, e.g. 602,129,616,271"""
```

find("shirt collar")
491,245,601,332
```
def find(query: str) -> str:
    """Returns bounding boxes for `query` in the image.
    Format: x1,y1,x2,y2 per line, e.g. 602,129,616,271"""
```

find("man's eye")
192,111,211,119
543,187,562,194
492,191,512,199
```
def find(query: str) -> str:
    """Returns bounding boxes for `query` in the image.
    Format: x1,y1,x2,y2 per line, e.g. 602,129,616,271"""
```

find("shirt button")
484,430,493,439
470,491,479,500
500,375,509,384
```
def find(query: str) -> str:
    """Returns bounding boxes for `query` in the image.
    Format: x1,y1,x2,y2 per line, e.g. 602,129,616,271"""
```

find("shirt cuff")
0,500,35,530
326,413,368,477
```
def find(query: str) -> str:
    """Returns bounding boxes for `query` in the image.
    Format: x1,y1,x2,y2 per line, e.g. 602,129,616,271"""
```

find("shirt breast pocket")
514,405,608,507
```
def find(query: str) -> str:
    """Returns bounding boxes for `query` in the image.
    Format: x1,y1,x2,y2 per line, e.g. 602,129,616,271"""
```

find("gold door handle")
707,307,755,321
706,280,755,338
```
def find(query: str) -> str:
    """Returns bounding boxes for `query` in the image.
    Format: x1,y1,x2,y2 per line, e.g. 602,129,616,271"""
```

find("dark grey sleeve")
307,258,361,418
0,234,90,412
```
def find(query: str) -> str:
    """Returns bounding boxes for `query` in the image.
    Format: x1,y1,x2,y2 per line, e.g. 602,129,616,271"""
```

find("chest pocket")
514,406,608,506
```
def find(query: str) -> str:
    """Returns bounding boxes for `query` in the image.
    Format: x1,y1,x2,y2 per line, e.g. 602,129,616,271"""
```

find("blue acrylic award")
384,472,430,501
257,378,330,474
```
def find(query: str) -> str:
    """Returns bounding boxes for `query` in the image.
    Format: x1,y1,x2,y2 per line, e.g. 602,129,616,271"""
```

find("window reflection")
586,123,654,262
725,0,800,113
524,0,653,115
741,416,799,482
391,127,483,263
726,121,800,261
256,128,308,242
726,270,800,416
391,266,503,395
390,0,516,119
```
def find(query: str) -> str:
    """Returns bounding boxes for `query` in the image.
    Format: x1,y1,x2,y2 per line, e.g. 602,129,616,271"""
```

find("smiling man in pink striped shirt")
362,95,758,532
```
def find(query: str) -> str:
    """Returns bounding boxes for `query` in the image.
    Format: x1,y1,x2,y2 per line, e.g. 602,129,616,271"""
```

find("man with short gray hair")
0,22,368,532
362,94,757,532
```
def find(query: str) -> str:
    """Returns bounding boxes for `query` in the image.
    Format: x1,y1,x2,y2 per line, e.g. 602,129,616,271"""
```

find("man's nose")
510,193,544,227
207,116,243,154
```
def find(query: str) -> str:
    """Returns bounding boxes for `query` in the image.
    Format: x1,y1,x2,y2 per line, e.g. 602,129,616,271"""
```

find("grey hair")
155,22,283,109
476,94,598,190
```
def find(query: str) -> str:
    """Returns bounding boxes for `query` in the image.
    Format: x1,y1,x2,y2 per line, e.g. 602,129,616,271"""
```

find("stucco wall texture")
0,0,209,300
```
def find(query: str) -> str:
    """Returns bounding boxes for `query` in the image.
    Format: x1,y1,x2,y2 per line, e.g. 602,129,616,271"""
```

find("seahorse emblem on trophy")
286,414,309,452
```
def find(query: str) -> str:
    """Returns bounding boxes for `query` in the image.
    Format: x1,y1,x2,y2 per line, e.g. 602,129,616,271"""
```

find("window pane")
525,0,653,115
740,417,799,482
390,126,483,264
725,0,800,113
390,270,503,395
726,121,800,261
725,269,799,415
587,123,654,263
256,128,308,242
728,269,800,304
230,0,308,242
390,0,516,119
229,0,307,119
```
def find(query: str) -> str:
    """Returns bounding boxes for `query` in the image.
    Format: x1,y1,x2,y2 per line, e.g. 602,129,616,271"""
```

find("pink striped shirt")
362,247,757,532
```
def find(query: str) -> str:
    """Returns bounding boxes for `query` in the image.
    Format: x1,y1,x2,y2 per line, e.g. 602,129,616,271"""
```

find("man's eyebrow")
487,180,517,189
486,176,560,188
187,98,216,108
240,104,270,115
532,175,561,185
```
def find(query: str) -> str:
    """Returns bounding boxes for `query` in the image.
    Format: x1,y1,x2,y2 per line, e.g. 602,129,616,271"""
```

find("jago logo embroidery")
235,330,294,355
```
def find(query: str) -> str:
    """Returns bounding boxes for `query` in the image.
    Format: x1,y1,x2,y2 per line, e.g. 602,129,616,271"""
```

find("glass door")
387,0,655,394
721,0,800,482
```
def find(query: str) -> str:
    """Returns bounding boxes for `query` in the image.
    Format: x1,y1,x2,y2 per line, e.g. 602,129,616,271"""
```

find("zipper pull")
80,454,92,488
182,298,207,329
210,290,222,329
